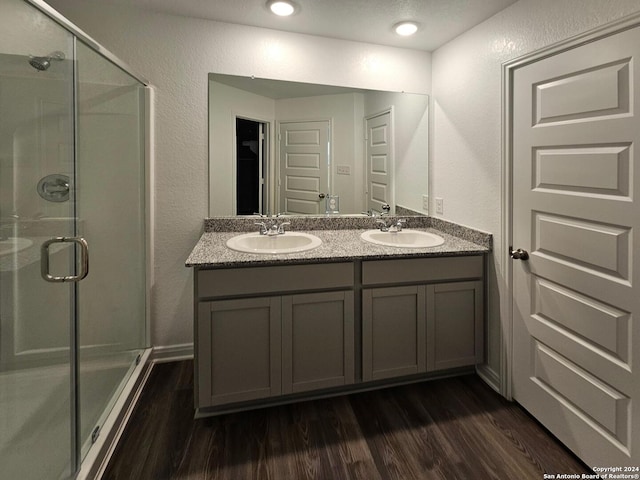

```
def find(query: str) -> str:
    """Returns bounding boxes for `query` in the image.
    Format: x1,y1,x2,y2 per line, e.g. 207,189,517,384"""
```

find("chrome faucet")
362,205,390,217
375,219,390,232
390,219,406,232
375,218,406,233
254,213,291,235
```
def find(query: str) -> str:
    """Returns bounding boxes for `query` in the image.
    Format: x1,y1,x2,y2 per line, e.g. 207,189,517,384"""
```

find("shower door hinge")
136,354,142,366
91,426,100,444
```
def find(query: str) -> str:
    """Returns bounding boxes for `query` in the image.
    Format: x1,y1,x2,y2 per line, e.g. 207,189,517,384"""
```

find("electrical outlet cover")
336,165,351,175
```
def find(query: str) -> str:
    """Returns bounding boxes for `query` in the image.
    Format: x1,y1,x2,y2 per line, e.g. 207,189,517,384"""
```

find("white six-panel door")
365,110,394,214
512,25,640,467
278,120,330,215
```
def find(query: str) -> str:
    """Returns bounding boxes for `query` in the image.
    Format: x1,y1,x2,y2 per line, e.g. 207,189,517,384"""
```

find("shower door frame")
20,0,153,477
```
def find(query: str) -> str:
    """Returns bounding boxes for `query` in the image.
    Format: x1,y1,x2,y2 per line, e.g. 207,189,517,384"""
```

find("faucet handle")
254,221,267,234
375,219,389,232
277,221,291,234
394,219,407,232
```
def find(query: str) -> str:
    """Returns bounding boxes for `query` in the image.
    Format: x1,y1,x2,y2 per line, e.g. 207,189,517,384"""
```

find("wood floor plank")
102,361,593,480
350,388,444,480
458,375,589,475
422,380,536,479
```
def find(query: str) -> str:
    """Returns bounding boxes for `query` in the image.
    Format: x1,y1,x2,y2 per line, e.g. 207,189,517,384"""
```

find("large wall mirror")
208,73,429,216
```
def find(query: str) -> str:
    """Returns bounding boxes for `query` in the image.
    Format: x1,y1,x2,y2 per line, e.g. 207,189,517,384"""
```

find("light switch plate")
422,195,428,211
435,197,444,215
336,165,351,175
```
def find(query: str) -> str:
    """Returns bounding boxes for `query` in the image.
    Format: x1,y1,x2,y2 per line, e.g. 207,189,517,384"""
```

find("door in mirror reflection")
279,120,330,215
366,109,394,214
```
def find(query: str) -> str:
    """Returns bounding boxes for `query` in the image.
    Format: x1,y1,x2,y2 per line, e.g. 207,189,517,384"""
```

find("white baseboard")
151,343,194,363
476,364,502,396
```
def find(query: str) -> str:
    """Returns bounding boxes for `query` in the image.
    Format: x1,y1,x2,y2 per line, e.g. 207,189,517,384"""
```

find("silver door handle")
509,246,529,261
41,237,89,283
318,193,326,199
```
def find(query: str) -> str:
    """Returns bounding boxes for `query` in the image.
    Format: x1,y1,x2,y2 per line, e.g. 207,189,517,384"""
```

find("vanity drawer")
197,262,354,298
362,255,483,286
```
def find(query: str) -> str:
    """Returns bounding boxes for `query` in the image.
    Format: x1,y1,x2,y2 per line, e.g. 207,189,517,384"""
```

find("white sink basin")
0,237,33,256
226,232,322,254
360,229,445,248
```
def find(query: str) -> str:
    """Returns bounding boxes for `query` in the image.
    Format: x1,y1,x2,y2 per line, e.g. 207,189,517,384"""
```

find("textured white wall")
209,80,276,216
431,0,640,382
46,0,432,349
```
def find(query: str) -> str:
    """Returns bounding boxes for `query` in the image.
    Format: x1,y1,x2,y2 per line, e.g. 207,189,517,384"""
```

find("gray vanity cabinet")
195,263,355,410
362,256,484,381
362,286,427,381
194,254,485,414
282,291,354,394
427,281,483,371
197,297,282,407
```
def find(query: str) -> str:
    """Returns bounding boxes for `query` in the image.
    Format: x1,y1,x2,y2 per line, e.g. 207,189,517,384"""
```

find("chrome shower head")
29,56,50,71
28,51,65,71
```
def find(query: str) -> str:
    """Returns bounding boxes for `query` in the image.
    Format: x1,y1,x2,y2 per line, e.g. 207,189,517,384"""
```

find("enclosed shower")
0,0,150,478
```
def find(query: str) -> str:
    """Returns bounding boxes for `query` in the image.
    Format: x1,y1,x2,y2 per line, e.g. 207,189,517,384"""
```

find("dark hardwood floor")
103,361,592,479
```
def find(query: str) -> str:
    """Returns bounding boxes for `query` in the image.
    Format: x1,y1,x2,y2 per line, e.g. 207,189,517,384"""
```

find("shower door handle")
41,237,89,283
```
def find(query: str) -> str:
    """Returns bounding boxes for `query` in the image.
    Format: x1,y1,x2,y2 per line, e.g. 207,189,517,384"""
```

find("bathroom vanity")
186,218,490,417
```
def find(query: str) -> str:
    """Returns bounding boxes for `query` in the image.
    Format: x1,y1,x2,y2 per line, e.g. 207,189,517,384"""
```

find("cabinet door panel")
427,281,483,371
197,297,281,407
282,291,354,394
363,286,426,381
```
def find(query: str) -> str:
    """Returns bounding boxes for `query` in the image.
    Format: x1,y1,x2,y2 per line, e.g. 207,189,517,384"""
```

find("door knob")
318,193,326,199
509,247,529,261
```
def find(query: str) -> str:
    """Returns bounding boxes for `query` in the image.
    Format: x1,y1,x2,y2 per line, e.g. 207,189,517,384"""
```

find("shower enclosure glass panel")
75,42,147,461
0,0,76,478
0,0,148,478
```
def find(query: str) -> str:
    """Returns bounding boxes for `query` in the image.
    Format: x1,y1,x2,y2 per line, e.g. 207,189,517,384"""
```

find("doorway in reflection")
236,117,268,215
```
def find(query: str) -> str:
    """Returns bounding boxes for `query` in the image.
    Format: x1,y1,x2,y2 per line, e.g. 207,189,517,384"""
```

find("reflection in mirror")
208,73,429,216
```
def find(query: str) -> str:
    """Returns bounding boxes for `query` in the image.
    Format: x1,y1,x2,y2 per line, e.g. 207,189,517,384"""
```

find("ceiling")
211,73,373,99
102,0,518,51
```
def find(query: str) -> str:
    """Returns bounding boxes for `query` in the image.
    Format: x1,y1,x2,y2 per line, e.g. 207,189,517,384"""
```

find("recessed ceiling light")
269,0,296,16
394,21,419,36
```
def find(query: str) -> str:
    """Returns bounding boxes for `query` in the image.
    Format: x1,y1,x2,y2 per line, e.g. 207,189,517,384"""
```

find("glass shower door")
0,1,148,477
75,41,147,460
0,0,77,478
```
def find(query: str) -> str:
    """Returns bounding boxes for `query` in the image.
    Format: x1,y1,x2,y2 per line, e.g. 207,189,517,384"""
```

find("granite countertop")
185,227,490,268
